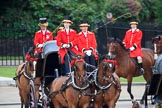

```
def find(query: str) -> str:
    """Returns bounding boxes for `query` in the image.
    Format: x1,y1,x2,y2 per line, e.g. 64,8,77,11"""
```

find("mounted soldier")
123,21,144,74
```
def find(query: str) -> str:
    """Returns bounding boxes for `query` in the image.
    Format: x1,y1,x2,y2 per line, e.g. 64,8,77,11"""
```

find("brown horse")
152,35,162,59
50,55,91,108
94,58,121,108
107,38,154,104
15,59,38,108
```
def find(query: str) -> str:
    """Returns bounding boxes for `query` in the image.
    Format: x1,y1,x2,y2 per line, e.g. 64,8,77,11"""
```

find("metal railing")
1,22,162,66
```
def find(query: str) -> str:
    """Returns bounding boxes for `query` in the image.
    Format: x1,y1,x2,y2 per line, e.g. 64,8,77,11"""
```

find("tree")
154,0,162,25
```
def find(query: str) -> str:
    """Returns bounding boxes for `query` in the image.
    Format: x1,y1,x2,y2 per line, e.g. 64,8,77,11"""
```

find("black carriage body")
42,40,61,87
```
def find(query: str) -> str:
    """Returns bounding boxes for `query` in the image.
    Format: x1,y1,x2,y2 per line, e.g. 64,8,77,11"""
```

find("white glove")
129,46,135,51
85,50,92,56
37,44,43,48
62,44,67,48
62,44,70,48
66,44,70,48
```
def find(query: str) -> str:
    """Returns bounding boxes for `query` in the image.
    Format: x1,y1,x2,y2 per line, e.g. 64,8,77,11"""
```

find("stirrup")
139,68,144,74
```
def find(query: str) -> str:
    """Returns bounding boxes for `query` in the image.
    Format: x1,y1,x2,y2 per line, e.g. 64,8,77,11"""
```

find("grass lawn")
0,67,17,78
120,76,145,82
0,67,146,82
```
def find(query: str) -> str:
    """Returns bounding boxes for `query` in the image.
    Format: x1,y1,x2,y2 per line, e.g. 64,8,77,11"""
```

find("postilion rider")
33,17,53,77
77,20,98,71
123,21,144,74
56,16,80,75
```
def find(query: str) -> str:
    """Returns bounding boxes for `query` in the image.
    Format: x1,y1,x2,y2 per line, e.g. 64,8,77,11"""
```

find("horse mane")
108,37,128,51
152,35,162,43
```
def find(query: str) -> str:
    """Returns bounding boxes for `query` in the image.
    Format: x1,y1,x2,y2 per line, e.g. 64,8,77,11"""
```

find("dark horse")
107,38,154,105
94,58,121,108
152,35,162,59
50,55,91,108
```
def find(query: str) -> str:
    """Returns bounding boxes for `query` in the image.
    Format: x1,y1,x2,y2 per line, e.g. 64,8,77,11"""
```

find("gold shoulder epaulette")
88,31,93,34
78,32,82,35
128,29,131,31
70,29,75,31
37,30,41,33
136,29,139,32
46,30,51,33
60,29,65,31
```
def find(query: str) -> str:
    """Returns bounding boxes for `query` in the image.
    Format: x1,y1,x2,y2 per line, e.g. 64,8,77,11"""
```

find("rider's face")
63,22,71,29
131,24,137,29
40,25,47,30
80,26,88,32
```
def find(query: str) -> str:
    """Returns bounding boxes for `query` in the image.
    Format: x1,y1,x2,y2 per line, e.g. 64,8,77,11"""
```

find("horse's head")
107,38,127,59
99,58,116,76
25,59,37,78
96,57,117,87
152,35,162,57
72,55,87,85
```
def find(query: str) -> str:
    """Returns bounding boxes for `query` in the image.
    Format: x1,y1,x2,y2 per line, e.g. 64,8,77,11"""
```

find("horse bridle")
108,42,118,59
74,59,87,83
24,60,37,78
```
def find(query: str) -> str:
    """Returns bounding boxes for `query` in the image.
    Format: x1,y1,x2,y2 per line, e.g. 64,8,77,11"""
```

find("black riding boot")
138,63,144,74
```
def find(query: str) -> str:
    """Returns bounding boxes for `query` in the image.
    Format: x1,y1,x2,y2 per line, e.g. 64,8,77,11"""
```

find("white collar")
131,28,136,32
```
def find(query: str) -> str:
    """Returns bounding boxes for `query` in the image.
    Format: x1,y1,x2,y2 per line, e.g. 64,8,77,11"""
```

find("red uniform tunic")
77,31,98,60
56,29,80,64
123,29,144,57
33,30,53,54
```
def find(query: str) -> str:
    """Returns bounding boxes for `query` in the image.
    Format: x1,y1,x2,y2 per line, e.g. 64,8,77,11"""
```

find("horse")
14,47,40,108
94,57,121,108
107,38,154,105
50,55,91,108
15,59,37,108
152,35,162,59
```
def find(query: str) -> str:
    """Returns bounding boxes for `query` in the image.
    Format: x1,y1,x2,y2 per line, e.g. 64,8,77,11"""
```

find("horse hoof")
151,99,156,105
140,100,144,104
132,101,140,108
151,101,156,105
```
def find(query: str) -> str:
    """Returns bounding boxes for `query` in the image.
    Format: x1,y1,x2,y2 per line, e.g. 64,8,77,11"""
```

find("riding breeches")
64,53,72,74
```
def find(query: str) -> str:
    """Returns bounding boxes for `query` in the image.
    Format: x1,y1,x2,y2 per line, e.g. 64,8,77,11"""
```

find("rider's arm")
34,32,40,47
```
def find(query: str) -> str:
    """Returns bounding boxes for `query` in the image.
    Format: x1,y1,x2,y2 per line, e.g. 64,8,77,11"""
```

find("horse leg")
144,83,150,108
106,101,115,108
52,99,62,108
127,78,134,100
140,82,151,108
34,77,41,102
140,85,147,104
21,102,24,108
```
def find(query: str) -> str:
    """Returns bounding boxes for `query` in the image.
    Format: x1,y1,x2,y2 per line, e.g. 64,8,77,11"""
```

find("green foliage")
0,0,162,39
153,0,162,25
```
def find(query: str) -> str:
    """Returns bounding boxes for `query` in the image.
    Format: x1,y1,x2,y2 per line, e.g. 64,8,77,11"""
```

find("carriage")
36,40,62,108
15,40,62,108
148,54,162,108
15,39,122,108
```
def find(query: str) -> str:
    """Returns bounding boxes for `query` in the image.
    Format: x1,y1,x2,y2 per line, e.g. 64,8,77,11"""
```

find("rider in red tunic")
56,16,80,74
77,20,98,71
123,21,144,74
34,18,53,55
33,18,53,77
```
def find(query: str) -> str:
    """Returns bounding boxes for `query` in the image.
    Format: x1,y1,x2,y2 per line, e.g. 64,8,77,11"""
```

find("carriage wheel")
29,80,38,108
